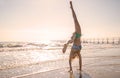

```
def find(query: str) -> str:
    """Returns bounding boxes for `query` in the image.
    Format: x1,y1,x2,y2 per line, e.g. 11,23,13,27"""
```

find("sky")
0,0,120,42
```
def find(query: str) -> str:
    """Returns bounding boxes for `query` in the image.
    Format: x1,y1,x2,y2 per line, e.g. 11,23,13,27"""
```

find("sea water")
0,41,120,78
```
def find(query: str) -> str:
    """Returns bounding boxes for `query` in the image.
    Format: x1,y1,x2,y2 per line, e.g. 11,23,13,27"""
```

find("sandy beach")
13,66,120,78
12,48,120,78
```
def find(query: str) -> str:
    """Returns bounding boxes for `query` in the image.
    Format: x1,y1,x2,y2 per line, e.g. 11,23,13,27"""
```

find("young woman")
62,1,82,72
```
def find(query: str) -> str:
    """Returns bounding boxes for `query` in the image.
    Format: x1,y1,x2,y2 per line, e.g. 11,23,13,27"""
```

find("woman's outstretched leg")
70,1,81,34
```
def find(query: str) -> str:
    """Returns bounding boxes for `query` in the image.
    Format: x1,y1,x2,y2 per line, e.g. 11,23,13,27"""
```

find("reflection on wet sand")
69,72,75,78
69,71,92,78
79,72,82,78
69,72,82,78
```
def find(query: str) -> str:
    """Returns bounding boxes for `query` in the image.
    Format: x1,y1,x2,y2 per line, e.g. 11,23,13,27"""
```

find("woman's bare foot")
62,44,67,53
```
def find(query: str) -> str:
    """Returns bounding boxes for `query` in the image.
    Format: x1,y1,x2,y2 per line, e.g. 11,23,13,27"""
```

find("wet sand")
13,64,120,78
13,67,91,78
11,48,120,78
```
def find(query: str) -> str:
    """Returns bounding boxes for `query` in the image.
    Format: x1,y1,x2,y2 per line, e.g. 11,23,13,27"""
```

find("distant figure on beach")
62,1,82,72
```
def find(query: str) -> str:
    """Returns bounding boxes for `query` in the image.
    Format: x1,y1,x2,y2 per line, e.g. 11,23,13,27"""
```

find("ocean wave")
0,41,119,52
0,42,24,48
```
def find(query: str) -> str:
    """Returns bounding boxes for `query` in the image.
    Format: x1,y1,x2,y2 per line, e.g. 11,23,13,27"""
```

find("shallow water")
0,41,120,78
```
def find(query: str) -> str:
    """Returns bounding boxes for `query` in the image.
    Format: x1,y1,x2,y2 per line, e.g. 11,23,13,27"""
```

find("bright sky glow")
0,0,120,41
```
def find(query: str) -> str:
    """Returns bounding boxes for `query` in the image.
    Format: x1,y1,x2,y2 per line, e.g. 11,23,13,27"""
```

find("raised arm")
70,1,81,34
